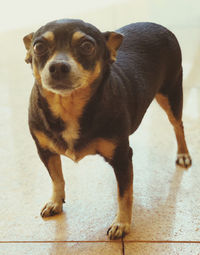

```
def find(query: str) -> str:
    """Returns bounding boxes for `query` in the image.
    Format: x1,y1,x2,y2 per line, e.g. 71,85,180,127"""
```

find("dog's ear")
23,32,34,64
103,32,123,63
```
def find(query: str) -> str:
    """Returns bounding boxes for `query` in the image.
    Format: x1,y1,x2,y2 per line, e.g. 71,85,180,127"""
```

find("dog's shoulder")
29,84,66,133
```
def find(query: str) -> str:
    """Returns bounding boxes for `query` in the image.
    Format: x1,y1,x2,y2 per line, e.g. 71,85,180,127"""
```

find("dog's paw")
41,201,63,217
176,153,192,168
107,222,130,240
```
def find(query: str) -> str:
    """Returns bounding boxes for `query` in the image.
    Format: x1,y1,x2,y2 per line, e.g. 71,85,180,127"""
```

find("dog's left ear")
103,32,123,63
23,32,34,64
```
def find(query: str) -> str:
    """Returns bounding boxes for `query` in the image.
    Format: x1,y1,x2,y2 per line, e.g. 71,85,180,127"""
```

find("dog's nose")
49,61,71,80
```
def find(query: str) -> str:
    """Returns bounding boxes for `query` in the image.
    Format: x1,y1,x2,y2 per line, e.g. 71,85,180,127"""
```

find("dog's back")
111,22,182,133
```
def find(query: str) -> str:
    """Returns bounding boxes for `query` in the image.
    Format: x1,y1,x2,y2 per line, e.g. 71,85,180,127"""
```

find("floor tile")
125,242,200,255
0,242,123,255
0,152,118,241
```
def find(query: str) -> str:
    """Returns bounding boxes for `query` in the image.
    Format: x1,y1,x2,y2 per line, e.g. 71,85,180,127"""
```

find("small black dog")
23,19,191,239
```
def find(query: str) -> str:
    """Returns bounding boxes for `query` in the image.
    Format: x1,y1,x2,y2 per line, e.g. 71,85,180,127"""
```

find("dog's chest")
34,109,116,162
37,90,116,162
61,119,81,161
43,90,88,160
38,122,115,163
62,118,79,148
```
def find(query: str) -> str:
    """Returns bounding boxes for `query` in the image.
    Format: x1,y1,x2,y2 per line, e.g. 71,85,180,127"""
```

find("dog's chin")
42,81,79,96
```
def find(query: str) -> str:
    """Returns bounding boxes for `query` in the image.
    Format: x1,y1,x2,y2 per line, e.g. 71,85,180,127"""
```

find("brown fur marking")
43,31,55,43
33,130,65,155
47,155,64,184
72,31,86,44
106,32,123,62
156,94,189,154
33,63,42,85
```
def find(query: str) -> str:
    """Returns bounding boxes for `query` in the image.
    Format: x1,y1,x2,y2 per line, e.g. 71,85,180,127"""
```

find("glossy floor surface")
0,1,200,254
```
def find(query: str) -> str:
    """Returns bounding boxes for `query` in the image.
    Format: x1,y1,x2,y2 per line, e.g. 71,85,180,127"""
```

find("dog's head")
23,19,123,95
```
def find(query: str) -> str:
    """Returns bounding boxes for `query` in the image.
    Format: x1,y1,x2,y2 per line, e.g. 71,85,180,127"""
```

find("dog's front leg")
36,147,65,217
107,142,133,239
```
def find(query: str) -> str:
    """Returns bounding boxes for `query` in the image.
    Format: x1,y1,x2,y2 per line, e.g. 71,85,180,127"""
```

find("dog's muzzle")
49,60,71,81
40,53,82,93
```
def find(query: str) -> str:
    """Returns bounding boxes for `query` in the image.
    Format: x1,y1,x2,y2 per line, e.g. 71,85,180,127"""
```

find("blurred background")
0,0,200,80
0,0,200,32
0,1,200,253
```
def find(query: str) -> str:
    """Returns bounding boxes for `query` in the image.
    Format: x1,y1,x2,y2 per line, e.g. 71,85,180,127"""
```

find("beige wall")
0,0,199,31
1,0,199,62
0,0,199,83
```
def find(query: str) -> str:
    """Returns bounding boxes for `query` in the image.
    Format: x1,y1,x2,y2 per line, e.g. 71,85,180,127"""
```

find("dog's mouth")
42,78,81,95
49,80,74,90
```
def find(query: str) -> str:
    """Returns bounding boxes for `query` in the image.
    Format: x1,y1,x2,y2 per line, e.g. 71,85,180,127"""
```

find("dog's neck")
37,84,90,123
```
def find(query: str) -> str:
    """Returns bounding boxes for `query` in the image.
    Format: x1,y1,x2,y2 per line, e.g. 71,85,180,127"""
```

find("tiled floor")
0,1,200,254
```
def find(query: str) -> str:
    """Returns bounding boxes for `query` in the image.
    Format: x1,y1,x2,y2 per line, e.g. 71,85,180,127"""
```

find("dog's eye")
33,42,48,55
79,40,95,55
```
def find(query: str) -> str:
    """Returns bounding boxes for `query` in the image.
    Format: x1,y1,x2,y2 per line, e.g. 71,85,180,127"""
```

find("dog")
23,19,192,239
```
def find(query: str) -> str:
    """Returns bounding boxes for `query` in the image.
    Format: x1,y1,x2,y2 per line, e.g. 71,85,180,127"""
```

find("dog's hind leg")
156,70,192,168
107,141,133,239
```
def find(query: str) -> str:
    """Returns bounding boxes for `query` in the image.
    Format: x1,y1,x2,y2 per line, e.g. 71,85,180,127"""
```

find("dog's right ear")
23,32,34,64
103,31,123,63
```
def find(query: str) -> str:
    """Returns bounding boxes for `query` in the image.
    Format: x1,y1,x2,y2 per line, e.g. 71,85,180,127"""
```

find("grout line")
121,238,125,255
0,241,121,244
123,240,200,244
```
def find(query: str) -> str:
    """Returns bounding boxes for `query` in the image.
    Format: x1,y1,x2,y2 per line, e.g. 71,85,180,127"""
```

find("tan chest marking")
65,138,116,162
33,130,116,162
43,87,90,150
